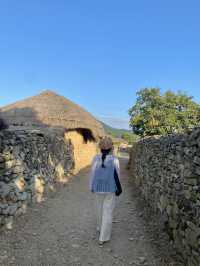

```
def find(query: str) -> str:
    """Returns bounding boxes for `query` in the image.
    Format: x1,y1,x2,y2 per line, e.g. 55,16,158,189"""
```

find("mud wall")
65,130,97,173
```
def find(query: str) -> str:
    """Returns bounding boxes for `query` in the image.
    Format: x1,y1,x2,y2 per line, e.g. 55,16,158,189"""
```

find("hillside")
100,121,131,138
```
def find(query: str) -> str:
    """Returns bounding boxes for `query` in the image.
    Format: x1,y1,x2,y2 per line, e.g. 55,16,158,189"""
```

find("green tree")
121,132,138,144
129,88,200,136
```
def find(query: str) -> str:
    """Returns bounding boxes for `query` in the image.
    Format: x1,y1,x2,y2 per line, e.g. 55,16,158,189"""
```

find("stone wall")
129,128,200,266
0,128,74,229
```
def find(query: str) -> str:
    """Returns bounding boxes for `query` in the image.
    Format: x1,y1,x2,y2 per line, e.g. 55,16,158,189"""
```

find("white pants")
95,193,116,242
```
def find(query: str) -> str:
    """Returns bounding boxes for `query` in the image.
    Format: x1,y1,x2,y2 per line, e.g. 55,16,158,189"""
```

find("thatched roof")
0,90,104,139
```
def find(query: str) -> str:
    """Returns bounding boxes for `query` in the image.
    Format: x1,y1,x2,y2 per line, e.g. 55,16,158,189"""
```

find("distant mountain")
100,121,131,138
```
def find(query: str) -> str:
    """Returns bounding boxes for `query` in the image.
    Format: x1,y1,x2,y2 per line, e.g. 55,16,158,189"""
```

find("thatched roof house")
1,90,105,171
1,90,104,139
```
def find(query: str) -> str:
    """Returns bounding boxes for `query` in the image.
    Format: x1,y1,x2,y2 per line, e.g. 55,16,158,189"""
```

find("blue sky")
0,0,200,129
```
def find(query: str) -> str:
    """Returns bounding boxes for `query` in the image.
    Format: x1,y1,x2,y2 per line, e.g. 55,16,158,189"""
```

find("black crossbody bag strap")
114,168,122,196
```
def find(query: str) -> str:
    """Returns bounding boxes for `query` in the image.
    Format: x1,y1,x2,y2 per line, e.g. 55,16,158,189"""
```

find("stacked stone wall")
0,128,74,229
129,128,200,266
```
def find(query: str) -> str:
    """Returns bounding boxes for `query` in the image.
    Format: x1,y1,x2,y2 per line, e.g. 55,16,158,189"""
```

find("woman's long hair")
101,148,111,168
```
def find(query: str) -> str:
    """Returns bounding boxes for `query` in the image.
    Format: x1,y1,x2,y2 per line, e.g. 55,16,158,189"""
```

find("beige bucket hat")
99,136,114,150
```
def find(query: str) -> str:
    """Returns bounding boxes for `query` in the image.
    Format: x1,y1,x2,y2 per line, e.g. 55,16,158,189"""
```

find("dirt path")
0,157,183,266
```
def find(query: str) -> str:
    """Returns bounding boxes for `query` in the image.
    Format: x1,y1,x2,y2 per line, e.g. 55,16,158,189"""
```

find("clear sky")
0,0,200,129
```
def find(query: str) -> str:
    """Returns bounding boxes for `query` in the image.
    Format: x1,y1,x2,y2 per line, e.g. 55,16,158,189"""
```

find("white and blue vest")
90,155,118,193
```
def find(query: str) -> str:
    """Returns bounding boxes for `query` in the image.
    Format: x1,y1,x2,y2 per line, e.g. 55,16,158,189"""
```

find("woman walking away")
89,136,122,245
